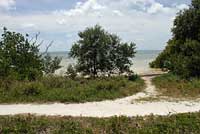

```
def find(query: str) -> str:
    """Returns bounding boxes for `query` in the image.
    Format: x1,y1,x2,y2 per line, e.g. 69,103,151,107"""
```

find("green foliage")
153,73,200,98
0,76,144,103
70,25,136,77
43,54,62,75
150,1,200,78
1,112,200,133
172,4,200,41
22,83,42,96
66,64,77,79
0,28,62,80
128,73,139,81
0,27,43,81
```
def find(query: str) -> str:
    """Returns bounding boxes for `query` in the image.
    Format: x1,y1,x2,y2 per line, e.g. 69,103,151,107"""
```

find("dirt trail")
0,76,200,117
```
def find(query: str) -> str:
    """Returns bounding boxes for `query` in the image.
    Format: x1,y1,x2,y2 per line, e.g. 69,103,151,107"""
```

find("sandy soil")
0,76,200,117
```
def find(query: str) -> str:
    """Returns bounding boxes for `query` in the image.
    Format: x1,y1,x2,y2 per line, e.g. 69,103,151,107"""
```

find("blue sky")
0,0,191,51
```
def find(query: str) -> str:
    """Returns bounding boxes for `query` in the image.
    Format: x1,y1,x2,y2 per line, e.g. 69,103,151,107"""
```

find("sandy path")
0,76,200,117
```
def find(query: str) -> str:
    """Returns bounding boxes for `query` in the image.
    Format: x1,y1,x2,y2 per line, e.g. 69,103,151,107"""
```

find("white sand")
0,76,200,117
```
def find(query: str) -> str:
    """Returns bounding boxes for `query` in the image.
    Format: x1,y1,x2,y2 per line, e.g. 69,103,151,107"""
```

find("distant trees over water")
150,0,200,78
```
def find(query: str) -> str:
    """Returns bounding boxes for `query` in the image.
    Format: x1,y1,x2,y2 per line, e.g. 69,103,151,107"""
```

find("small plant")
66,64,77,79
128,74,139,81
22,83,41,96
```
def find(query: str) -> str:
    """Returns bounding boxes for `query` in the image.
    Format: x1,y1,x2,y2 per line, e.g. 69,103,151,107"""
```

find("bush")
0,28,62,81
128,74,139,81
22,83,42,96
66,64,77,79
0,28,43,81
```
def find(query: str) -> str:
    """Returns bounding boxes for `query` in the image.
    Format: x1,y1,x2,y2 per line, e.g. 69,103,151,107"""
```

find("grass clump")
152,73,200,98
0,76,144,103
0,112,200,133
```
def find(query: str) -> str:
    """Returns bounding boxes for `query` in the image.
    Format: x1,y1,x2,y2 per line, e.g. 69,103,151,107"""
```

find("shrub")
128,74,139,81
0,28,43,81
66,64,77,79
0,28,62,81
22,83,42,96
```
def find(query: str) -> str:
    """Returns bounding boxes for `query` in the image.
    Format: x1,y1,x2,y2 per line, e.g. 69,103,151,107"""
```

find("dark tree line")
150,0,200,78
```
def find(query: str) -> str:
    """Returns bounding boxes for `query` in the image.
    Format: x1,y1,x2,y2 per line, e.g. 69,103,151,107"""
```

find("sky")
0,0,191,51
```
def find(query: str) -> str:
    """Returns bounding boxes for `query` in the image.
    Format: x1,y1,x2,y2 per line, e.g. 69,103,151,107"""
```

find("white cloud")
56,19,66,25
147,3,171,14
0,0,190,50
54,0,106,17
113,10,123,16
0,0,15,10
176,4,189,10
21,23,36,29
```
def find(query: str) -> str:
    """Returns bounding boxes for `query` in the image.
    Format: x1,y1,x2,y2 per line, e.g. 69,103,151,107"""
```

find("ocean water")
49,50,161,75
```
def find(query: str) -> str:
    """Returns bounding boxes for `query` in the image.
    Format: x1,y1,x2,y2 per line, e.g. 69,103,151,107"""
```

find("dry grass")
152,73,200,99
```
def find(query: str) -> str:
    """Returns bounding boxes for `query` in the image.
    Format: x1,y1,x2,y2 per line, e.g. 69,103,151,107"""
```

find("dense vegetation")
150,0,200,78
0,76,144,103
0,26,142,103
70,25,136,77
1,112,200,134
0,28,61,81
153,73,200,98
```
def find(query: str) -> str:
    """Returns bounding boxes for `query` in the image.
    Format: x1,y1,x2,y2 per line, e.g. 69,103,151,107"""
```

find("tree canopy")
0,28,61,81
70,25,136,77
150,0,200,78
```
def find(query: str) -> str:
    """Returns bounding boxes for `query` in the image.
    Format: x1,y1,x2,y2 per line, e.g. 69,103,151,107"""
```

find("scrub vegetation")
150,0,200,99
0,25,144,103
0,112,200,134
150,0,200,79
153,73,200,99
0,76,144,103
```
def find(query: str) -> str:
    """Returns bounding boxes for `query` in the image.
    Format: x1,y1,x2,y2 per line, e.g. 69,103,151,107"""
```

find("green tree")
0,27,43,80
0,28,62,80
192,0,200,9
70,25,136,77
150,0,200,78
